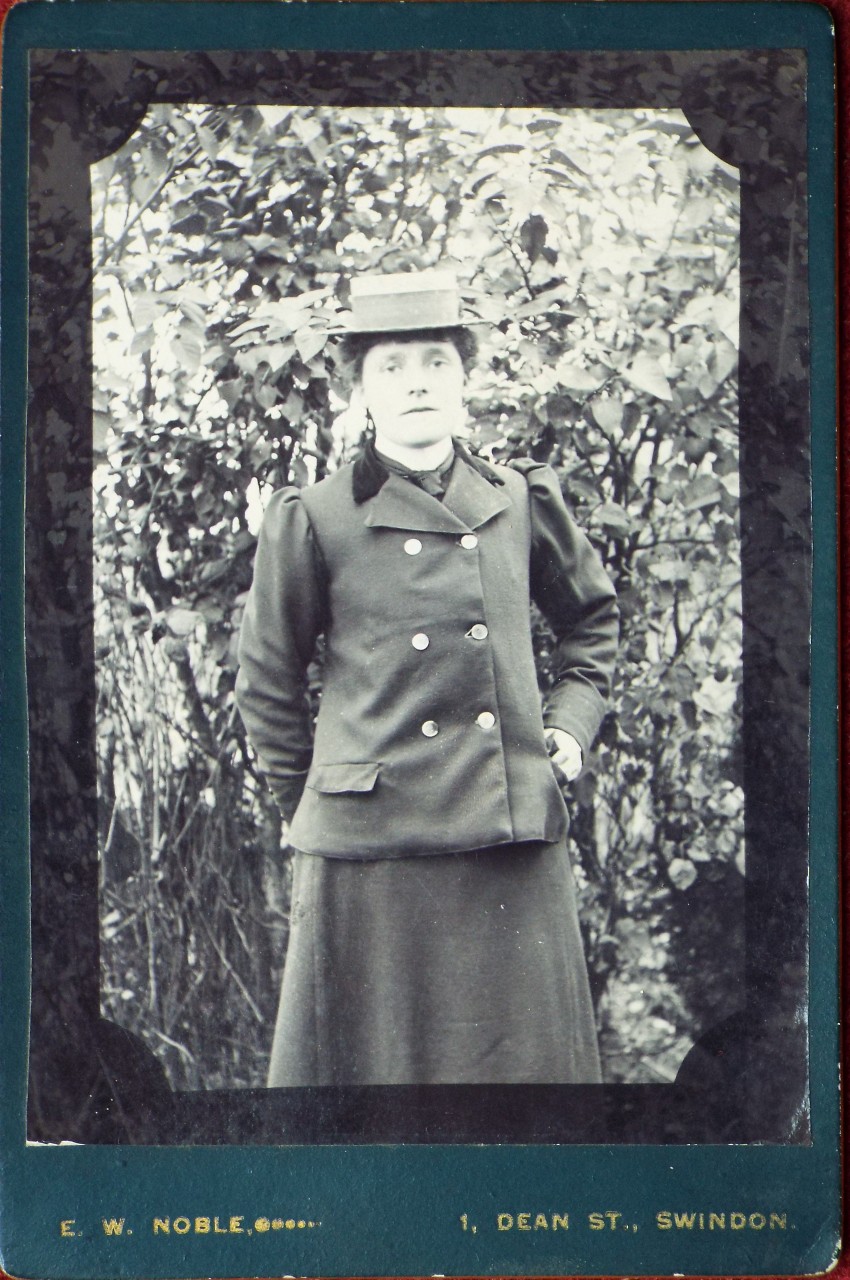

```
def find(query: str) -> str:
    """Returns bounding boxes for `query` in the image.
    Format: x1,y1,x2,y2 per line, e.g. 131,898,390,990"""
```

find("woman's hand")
545,729,583,783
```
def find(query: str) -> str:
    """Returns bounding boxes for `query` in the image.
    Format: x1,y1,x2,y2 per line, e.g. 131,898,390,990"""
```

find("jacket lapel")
363,473,466,533
363,457,512,534
442,455,512,529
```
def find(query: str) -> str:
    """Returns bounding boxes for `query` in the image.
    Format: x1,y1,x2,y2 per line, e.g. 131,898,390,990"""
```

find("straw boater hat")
337,270,498,496
339,269,483,335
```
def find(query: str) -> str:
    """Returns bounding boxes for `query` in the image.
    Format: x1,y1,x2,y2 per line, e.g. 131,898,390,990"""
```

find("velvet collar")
352,437,504,505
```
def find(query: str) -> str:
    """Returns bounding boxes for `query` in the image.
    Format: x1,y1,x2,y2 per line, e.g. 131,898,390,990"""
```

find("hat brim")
326,316,491,336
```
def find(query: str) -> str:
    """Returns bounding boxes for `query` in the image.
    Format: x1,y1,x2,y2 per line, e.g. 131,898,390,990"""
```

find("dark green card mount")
0,3,838,1277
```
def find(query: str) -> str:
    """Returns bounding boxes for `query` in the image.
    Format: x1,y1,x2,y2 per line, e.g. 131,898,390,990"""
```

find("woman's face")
359,339,465,449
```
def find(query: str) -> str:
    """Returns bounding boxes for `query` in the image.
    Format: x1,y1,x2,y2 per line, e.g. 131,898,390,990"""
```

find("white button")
404,538,423,556
460,534,478,550
412,633,430,651
469,624,489,641
421,720,439,737
476,711,496,730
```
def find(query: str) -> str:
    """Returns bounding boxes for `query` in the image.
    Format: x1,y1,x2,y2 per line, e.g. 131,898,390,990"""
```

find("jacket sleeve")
235,487,327,820
515,461,619,759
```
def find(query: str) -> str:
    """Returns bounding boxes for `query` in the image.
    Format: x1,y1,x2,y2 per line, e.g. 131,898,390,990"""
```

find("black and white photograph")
92,99,740,1091
23,44,812,1148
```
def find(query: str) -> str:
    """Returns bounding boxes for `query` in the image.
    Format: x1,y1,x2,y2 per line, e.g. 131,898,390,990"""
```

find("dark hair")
338,326,479,382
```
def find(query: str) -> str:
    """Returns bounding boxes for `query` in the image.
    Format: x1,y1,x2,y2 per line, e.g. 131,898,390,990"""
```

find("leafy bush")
94,103,742,1087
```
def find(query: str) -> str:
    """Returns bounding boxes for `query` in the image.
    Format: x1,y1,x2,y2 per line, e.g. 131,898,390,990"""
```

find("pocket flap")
306,762,380,794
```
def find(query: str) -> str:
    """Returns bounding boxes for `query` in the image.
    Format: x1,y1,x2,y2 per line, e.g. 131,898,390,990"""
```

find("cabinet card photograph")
0,3,839,1278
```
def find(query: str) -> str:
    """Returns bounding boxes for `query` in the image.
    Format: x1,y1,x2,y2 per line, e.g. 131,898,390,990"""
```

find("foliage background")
92,104,742,1090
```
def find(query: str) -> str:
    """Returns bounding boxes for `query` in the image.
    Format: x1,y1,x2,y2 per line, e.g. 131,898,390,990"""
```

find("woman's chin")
382,423,453,450
410,433,450,449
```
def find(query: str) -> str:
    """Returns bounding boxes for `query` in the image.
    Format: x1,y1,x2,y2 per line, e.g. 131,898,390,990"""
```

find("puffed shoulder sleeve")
235,488,327,820
513,460,619,760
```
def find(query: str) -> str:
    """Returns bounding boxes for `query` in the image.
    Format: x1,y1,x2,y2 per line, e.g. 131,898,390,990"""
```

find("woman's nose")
406,365,430,394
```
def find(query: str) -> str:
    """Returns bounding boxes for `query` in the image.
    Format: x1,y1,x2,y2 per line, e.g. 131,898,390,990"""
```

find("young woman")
235,270,619,1086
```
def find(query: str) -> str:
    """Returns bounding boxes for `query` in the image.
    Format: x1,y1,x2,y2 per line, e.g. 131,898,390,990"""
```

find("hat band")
350,288,461,333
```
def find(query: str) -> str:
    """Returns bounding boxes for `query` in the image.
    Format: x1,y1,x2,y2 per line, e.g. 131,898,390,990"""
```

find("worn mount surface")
0,2,839,1278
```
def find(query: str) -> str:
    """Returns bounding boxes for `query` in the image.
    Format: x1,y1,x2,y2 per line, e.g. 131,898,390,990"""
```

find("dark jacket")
235,451,618,858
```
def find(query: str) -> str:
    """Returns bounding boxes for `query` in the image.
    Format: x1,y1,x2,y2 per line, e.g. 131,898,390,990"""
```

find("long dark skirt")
267,837,601,1086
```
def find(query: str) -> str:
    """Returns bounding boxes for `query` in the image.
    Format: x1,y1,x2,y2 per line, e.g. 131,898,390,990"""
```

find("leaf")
565,477,599,503
674,292,738,349
194,124,220,160
711,335,738,386
129,327,155,358
173,330,202,375
220,240,249,265
235,342,293,377
555,360,606,394
712,296,740,348
165,607,203,638
178,298,207,330
475,143,526,159
681,474,723,511
92,409,112,453
229,316,270,340
291,115,323,146
133,293,166,329
294,327,328,363
216,379,241,410
719,471,740,499
157,259,186,288
667,244,715,261
591,399,624,434
269,342,297,377
527,116,569,132
520,214,547,264
548,148,589,179
200,559,229,586
242,233,276,253
657,120,698,140
255,383,278,410
623,355,672,401
694,675,739,716
668,858,698,891
131,172,157,208
648,560,691,583
142,142,169,184
256,105,293,131
200,342,225,368
592,502,633,535
511,282,576,321
172,212,207,237
611,144,651,185
289,457,309,488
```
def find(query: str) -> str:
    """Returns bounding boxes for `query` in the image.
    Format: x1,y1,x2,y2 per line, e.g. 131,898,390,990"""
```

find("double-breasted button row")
403,528,491,740
421,711,497,737
411,625,488,650
403,534,478,555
